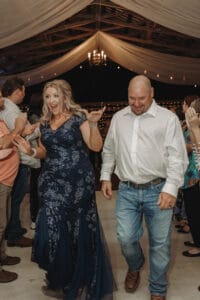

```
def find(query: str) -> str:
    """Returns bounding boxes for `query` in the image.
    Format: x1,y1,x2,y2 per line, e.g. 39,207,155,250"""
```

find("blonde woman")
14,79,114,299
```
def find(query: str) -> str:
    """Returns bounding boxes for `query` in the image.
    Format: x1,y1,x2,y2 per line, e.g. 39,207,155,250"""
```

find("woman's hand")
13,135,32,155
185,107,200,130
80,106,106,124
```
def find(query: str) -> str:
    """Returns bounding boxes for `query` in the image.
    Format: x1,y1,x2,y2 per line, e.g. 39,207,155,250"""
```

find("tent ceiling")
0,0,199,76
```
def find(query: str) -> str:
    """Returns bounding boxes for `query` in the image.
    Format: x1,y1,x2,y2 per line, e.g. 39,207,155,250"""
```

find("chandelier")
88,49,107,66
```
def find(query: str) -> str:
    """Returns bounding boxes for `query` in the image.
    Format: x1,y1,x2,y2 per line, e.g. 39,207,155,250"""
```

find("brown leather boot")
0,269,18,283
151,295,166,300
124,270,140,293
7,236,33,247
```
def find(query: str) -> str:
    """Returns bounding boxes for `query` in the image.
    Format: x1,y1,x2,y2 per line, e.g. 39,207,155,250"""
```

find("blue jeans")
6,164,29,242
116,181,173,296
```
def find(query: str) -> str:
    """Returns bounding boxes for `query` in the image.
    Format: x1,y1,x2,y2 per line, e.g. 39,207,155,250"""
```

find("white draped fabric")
0,32,199,86
0,0,93,49
98,32,200,85
112,0,200,38
0,1,199,86
0,0,199,49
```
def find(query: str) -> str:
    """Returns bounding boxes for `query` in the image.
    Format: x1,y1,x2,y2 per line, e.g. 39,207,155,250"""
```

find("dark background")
25,61,200,105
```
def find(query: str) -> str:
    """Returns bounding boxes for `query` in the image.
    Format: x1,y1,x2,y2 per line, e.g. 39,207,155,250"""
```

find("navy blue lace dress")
32,114,114,300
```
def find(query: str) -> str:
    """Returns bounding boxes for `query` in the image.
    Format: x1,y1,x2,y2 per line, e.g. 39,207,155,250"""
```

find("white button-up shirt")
100,100,188,197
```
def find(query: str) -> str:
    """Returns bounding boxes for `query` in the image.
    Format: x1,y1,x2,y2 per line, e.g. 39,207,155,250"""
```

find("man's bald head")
128,75,152,92
128,75,154,115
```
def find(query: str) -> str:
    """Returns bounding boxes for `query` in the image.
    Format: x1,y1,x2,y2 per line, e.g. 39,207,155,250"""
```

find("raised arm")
185,107,200,147
79,107,105,152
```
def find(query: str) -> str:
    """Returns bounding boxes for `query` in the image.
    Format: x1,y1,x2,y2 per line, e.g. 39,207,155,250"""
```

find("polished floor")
1,191,200,300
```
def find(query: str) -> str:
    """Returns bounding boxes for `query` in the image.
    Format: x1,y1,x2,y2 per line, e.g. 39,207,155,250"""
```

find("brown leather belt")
122,178,165,189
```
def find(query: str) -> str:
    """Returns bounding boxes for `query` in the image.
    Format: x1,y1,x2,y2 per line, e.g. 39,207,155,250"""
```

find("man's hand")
101,180,112,200
157,192,176,210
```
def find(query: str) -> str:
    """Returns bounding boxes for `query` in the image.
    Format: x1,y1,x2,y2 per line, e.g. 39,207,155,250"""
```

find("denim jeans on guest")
116,181,173,296
6,164,29,242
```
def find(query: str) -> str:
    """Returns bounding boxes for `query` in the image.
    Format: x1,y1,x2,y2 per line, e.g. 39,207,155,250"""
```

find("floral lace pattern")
32,114,114,299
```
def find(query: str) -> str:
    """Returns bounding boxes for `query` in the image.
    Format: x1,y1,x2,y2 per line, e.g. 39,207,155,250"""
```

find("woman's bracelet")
89,122,98,128
30,147,37,158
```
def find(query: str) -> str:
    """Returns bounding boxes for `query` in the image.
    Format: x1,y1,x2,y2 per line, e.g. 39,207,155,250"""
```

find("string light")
23,70,197,86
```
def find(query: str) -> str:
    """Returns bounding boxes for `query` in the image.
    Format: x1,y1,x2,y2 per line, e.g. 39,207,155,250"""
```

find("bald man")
101,75,188,300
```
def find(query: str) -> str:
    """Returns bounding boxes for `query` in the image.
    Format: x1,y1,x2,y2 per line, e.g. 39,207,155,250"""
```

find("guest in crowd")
185,103,200,292
189,98,200,157
179,95,199,235
13,79,115,300
0,89,23,283
101,75,188,300
181,98,200,257
28,92,43,230
173,97,195,234
0,77,37,248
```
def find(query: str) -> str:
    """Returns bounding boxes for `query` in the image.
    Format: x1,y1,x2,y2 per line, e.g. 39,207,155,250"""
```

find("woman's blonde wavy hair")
40,79,81,124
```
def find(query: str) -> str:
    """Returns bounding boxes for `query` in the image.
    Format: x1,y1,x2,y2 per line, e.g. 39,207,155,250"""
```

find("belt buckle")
152,178,162,186
151,178,164,186
124,178,164,189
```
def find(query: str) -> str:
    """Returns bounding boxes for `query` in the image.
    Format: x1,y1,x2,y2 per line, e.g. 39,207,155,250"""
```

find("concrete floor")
1,191,200,300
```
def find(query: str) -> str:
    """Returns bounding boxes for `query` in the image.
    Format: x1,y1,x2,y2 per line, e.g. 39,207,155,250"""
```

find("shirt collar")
123,99,157,118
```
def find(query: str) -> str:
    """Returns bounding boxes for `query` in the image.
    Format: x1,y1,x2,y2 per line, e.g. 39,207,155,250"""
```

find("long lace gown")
32,114,115,300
